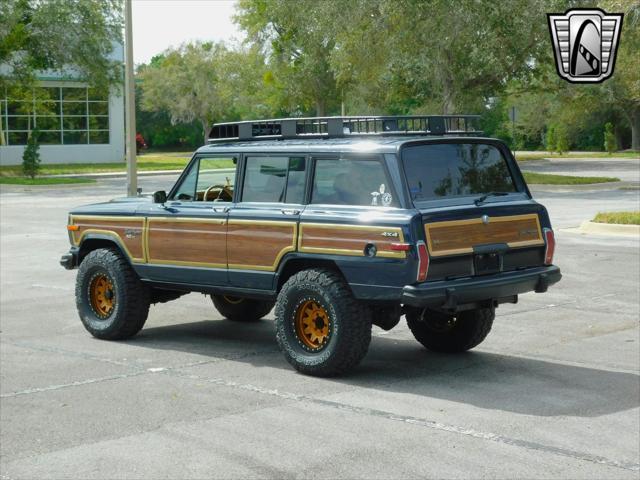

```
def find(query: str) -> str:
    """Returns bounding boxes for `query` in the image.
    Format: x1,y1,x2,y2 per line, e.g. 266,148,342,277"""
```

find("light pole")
124,0,137,196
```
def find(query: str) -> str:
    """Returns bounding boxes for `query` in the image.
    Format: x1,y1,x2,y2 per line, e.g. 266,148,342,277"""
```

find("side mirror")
153,190,167,204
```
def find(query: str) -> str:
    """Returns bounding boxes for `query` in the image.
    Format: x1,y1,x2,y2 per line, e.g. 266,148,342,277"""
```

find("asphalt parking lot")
1,161,639,479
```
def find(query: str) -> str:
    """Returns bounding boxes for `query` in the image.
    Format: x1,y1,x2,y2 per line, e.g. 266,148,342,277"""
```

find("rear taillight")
416,241,429,282
544,228,555,265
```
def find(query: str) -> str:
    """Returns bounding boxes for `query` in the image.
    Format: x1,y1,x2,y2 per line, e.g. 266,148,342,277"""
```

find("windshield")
402,143,517,201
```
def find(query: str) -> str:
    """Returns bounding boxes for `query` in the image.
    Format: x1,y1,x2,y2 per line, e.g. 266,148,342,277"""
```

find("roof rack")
208,115,482,142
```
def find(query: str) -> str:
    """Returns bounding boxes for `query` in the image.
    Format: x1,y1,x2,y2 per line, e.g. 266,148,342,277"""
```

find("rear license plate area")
474,253,501,275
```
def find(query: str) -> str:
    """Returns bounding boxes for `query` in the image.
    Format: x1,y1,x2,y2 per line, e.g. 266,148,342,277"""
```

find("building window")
0,86,109,146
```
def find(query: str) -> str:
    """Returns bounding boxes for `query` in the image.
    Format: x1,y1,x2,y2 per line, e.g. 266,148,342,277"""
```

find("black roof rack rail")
208,115,482,142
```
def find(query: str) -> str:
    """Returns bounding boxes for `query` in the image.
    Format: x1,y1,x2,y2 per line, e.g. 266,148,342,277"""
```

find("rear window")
402,143,517,201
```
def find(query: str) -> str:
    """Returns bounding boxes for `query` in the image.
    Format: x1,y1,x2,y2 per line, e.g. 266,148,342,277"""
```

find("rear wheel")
76,248,150,340
406,307,494,353
275,268,371,376
211,295,274,322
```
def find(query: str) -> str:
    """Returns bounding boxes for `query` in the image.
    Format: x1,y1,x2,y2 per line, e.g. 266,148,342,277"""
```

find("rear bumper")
402,265,561,308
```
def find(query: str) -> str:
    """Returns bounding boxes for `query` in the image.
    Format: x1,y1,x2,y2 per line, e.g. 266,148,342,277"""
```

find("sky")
131,0,243,65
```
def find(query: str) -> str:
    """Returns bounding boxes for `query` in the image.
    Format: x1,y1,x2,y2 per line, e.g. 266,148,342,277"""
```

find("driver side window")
172,156,236,202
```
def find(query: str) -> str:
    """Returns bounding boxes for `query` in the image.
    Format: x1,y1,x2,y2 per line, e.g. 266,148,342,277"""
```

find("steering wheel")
203,184,233,202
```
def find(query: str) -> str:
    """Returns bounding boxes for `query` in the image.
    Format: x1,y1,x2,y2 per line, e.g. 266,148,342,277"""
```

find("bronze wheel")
294,299,331,351
275,268,372,377
222,295,243,305
76,248,150,340
211,295,274,321
89,273,115,319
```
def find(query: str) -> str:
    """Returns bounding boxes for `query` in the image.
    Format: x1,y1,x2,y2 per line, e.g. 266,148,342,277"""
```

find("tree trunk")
315,98,326,117
201,119,209,145
614,123,625,151
630,107,640,152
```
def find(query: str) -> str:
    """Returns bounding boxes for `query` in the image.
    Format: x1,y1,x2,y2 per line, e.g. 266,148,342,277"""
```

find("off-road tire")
275,268,372,376
76,248,150,340
211,295,274,322
406,307,494,353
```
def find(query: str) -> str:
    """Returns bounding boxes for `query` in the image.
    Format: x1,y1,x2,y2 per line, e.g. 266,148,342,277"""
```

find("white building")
0,44,125,166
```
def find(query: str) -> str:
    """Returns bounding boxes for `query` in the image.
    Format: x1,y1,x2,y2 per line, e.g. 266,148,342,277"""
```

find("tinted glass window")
242,156,307,203
284,157,306,204
172,162,198,200
171,157,236,201
196,157,236,201
311,158,396,207
403,143,517,201
243,157,287,202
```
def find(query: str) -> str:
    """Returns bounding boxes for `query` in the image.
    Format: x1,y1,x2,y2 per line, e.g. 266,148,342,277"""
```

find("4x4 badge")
547,8,623,83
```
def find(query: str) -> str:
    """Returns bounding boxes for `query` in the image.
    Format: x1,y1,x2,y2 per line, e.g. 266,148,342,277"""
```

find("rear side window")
311,158,397,207
403,143,517,201
242,156,307,203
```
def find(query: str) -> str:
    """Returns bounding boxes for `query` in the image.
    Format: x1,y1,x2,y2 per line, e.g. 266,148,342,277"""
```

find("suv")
60,116,561,376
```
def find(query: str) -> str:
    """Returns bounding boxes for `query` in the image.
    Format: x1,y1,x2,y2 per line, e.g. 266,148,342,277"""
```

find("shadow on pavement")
132,318,640,418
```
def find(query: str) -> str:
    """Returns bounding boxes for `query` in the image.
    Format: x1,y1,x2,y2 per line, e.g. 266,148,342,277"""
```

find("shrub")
604,122,616,154
22,128,41,179
555,124,569,154
545,126,556,153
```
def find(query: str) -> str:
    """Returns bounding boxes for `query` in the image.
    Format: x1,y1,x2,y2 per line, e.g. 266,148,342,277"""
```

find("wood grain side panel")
299,223,406,258
426,214,543,257
147,218,226,267
227,221,296,270
71,216,145,261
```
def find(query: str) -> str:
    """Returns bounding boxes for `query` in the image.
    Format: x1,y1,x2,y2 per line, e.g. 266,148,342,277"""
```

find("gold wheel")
222,295,243,305
294,300,331,351
89,273,115,319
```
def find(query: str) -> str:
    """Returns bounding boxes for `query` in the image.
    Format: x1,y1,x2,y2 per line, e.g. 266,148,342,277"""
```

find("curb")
529,181,639,192
577,220,640,236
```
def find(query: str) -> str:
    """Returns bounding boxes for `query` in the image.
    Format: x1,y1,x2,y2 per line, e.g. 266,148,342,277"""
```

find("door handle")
281,209,300,215
213,206,230,213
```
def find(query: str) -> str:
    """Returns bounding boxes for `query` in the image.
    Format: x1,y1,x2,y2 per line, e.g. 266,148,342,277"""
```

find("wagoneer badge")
482,215,490,225
124,228,140,239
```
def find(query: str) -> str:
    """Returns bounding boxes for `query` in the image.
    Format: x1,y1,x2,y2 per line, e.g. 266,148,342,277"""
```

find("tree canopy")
136,0,639,151
0,0,123,91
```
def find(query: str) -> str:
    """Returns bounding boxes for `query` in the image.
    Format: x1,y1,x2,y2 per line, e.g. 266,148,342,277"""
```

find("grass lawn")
522,172,620,184
516,151,639,162
593,211,640,225
0,177,96,185
0,153,232,177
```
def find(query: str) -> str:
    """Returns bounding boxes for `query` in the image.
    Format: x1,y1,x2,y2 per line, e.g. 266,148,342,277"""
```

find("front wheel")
406,307,494,353
275,269,372,377
75,248,150,340
211,295,274,322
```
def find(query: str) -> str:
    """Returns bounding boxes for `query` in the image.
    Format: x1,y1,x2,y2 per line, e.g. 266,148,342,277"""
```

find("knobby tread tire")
75,248,150,340
275,268,372,377
406,307,494,353
211,295,274,322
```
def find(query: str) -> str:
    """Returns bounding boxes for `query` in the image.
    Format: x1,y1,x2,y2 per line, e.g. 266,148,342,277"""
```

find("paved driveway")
0,180,638,479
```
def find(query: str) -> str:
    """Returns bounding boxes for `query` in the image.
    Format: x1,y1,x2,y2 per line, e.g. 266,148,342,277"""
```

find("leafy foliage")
136,0,639,151
139,42,268,143
604,123,617,154
0,0,123,91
